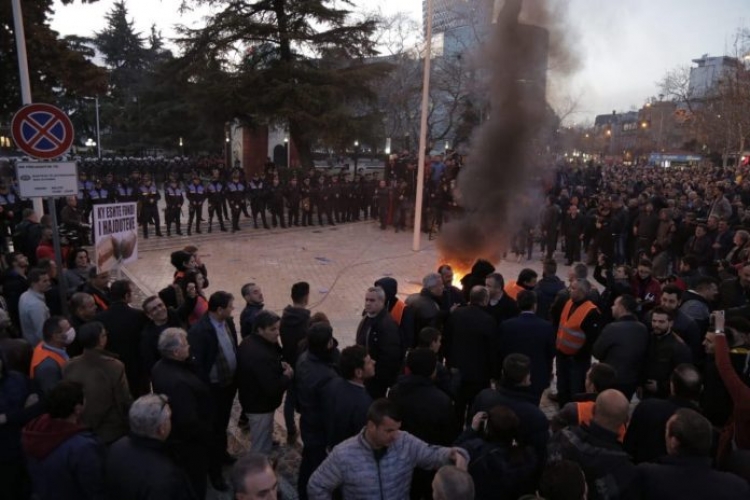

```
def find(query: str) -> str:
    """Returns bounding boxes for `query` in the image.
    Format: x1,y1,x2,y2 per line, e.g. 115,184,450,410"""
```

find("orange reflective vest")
29,343,67,378
556,299,598,355
504,281,525,301
391,300,406,326
576,401,627,442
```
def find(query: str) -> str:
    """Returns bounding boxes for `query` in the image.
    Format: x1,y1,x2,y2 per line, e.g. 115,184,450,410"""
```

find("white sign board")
92,203,139,273
15,161,78,198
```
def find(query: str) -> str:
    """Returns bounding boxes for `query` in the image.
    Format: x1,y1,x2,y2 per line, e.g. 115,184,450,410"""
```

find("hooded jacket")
22,414,105,500
461,260,496,302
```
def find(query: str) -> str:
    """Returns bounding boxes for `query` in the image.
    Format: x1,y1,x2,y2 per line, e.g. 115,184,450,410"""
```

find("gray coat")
308,430,467,500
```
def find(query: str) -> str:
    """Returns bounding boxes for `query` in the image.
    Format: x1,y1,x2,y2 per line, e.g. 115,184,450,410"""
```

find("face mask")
63,327,76,345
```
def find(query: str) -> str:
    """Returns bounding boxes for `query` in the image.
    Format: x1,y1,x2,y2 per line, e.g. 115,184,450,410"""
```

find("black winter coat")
636,456,750,500
388,374,458,446
624,397,700,464
444,305,496,385
237,333,291,413
151,357,213,451
548,423,638,500
323,378,372,448
295,350,339,447
356,309,402,398
96,301,148,397
280,305,310,367
105,434,197,500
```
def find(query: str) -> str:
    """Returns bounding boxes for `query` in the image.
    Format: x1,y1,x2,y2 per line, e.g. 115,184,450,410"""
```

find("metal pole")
95,97,101,159
12,0,44,216
47,198,68,316
412,0,434,252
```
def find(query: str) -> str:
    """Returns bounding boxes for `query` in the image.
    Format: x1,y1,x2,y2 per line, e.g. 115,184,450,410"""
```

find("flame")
452,272,465,288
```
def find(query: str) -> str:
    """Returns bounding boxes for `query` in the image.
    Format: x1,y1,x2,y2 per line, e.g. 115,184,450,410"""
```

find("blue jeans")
556,354,590,407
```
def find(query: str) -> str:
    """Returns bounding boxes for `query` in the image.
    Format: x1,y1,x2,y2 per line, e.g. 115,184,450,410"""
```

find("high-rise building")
688,55,742,99
422,0,494,37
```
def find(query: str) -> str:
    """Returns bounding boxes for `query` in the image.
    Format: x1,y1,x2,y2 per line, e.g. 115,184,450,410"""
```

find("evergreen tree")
177,0,392,166
0,0,107,124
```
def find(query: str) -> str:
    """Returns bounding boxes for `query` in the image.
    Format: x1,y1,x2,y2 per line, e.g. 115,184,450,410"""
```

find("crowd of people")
0,157,750,499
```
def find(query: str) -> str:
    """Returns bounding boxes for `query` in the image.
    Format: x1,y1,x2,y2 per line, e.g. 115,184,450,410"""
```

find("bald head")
432,465,475,500
592,389,630,432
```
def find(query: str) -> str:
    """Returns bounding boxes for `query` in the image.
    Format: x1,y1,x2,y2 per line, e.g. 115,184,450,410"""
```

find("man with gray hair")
554,278,603,407
151,328,214,497
401,273,445,351
356,286,402,398
105,394,197,499
432,465,475,500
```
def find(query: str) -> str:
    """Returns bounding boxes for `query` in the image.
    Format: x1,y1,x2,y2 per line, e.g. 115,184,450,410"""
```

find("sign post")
92,203,139,274
11,103,77,315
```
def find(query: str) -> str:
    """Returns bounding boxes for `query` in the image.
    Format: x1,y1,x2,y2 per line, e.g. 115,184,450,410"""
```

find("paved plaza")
122,217,564,499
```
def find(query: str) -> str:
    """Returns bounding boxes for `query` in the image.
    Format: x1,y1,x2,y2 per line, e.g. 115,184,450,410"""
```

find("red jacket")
715,334,750,463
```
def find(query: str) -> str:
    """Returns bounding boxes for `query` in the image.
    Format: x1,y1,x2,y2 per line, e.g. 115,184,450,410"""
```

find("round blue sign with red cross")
11,103,75,159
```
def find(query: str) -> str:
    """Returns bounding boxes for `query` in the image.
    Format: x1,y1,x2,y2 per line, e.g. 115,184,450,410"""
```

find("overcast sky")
50,0,749,123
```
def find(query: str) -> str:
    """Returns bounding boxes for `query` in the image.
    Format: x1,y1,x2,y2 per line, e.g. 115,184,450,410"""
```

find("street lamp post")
83,96,101,159
179,137,184,157
284,137,290,168
353,140,359,170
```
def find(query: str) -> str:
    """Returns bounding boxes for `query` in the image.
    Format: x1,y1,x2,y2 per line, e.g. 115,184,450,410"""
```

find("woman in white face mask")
29,316,74,395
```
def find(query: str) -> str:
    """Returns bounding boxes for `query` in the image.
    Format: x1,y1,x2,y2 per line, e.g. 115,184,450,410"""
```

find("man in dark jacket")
324,345,374,448
140,295,184,383
22,380,104,500
237,310,293,455
438,264,466,312
497,290,555,403
356,286,402,399
592,294,649,400
625,364,703,464
401,273,445,349
151,328,214,497
548,389,637,500
655,285,704,365
471,354,549,459
389,348,459,499
484,272,520,326
460,259,495,302
445,286,496,427
186,291,238,479
239,282,264,339
295,323,339,500
95,280,147,398
105,394,197,499
534,259,566,321
280,281,310,444
642,307,692,399
636,408,749,500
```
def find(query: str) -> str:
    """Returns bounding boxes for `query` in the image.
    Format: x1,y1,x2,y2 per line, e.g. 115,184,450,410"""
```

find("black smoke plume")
438,0,578,268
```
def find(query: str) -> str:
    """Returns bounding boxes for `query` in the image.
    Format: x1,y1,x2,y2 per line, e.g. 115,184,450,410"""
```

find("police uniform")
285,178,301,227
77,174,94,220
267,179,286,228
88,181,112,208
225,174,246,232
247,176,270,229
138,178,162,238
0,186,19,251
206,176,227,232
300,179,313,227
316,178,336,226
164,179,184,236
186,177,206,235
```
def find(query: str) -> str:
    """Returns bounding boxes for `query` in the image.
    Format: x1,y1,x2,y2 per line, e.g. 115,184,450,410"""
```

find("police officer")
88,178,112,208
300,177,313,227
316,176,335,226
77,172,94,221
115,174,139,204
248,173,270,229
164,174,184,236
268,176,286,228
285,177,301,227
226,169,246,232
330,176,343,223
206,169,228,233
0,183,19,252
139,174,162,238
186,173,206,235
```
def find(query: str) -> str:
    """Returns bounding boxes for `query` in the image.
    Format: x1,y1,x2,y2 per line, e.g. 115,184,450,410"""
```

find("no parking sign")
11,103,74,159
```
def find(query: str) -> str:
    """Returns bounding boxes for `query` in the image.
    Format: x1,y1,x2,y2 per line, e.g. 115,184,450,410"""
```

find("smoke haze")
438,0,579,268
